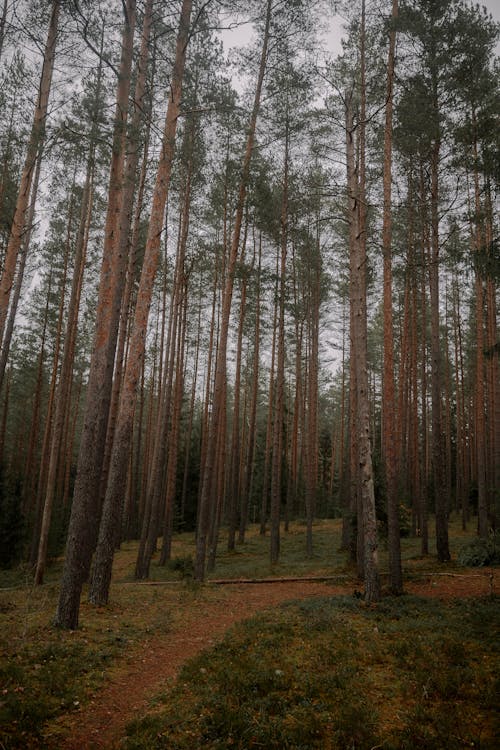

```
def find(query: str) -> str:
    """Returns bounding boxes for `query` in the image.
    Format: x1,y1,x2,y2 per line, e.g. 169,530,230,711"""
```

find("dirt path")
57,581,343,750
55,571,496,750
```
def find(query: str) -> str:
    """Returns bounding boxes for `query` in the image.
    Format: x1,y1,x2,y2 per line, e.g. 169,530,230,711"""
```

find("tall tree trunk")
259,253,279,537
97,0,154,510
34,34,106,585
352,1,380,602
228,222,249,551
471,127,488,537
31,182,76,576
180,277,203,522
484,183,499,528
452,275,466,527
429,122,450,561
0,1,60,346
24,269,52,538
418,164,429,554
304,219,320,558
136,158,191,579
195,0,272,582
88,0,192,605
34,159,94,585
381,0,402,593
345,90,359,566
239,231,261,543
270,120,289,565
288,241,303,532
0,146,43,390
270,176,288,564
159,280,188,564
55,1,137,629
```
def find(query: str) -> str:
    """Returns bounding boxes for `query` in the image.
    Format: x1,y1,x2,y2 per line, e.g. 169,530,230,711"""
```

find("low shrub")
457,531,500,567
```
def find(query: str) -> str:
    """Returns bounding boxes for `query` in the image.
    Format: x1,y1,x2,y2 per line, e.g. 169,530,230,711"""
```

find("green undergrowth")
457,531,500,567
0,583,175,749
0,517,496,748
124,594,499,750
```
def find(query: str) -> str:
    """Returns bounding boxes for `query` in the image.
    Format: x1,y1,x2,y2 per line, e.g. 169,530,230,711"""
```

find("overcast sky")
221,1,500,61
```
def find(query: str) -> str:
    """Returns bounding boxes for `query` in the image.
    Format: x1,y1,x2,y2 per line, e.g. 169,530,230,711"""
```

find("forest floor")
55,567,496,750
1,519,497,749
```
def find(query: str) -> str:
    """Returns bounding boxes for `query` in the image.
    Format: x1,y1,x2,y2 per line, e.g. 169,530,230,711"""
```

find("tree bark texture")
89,0,192,603
55,0,137,628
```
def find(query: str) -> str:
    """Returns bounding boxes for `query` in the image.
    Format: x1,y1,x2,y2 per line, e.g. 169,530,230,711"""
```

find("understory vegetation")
124,595,499,750
0,518,498,749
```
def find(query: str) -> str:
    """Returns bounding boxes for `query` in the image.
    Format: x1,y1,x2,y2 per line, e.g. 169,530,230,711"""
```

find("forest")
0,0,498,629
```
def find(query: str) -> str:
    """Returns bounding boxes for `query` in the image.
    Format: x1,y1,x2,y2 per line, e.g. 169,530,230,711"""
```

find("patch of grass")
205,519,350,581
0,582,178,749
123,595,499,750
1,516,495,748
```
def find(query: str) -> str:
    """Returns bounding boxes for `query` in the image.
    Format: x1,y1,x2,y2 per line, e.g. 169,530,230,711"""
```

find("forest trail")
54,572,496,750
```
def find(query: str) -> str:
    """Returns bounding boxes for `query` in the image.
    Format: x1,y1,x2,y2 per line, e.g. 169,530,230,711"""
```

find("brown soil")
55,571,497,750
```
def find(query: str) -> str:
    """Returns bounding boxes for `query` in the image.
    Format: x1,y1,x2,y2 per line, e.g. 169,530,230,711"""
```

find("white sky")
221,1,500,61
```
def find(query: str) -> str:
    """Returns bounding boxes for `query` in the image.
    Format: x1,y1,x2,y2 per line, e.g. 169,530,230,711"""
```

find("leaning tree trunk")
34,158,94,586
97,0,154,508
0,145,43,391
88,0,192,606
55,0,137,629
34,37,105,586
0,1,59,349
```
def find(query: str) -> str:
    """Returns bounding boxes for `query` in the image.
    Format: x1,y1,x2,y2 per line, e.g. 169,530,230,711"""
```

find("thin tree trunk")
228,219,249,551
195,0,272,582
353,1,380,601
0,0,9,63
239,231,261,542
471,129,488,537
381,0,402,593
419,164,429,554
484,183,499,528
270,114,290,565
260,253,279,537
26,269,53,561
0,369,10,468
97,0,154,508
0,1,59,345
345,90,359,566
160,281,188,564
0,147,43,390
134,174,187,580
429,132,450,561
34,158,94,585
180,276,203,522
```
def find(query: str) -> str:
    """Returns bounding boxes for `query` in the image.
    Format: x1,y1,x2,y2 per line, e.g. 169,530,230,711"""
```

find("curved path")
55,571,496,749
58,581,343,749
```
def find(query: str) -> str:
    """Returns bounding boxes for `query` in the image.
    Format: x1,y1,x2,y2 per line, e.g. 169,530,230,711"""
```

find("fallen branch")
208,575,352,585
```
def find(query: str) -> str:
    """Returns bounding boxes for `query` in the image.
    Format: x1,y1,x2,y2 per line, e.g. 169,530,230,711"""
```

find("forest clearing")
1,518,499,749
